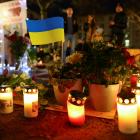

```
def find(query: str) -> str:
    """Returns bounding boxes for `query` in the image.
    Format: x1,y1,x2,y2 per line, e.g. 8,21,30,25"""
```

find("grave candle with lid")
67,90,87,126
23,85,38,118
117,92,137,134
132,76,140,121
0,85,13,114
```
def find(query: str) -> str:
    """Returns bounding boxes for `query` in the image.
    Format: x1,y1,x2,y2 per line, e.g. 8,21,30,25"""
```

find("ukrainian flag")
26,17,64,45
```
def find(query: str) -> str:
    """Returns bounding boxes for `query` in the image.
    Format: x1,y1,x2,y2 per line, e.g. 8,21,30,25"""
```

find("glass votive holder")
117,92,137,134
0,85,13,114
67,90,87,126
23,85,38,118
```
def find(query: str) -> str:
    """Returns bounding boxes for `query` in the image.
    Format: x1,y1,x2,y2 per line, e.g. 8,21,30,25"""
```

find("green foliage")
27,47,37,62
52,52,83,80
10,37,27,61
82,41,130,85
0,73,35,88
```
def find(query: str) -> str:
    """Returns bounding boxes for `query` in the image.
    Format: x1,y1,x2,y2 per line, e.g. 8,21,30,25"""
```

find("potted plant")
82,40,136,112
50,52,83,106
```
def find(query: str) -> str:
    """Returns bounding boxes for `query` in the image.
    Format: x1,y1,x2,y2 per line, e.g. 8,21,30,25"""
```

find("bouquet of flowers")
0,72,35,91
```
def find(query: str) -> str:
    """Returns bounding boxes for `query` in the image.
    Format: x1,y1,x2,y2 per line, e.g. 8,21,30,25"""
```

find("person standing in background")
83,15,96,44
63,6,78,60
109,3,127,47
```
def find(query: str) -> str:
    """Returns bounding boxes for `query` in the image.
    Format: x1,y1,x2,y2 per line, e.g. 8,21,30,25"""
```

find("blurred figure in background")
109,3,127,47
63,6,78,60
91,25,104,42
83,15,96,43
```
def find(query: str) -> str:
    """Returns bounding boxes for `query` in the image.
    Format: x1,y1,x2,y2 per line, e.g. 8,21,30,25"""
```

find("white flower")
20,73,29,80
12,74,18,78
20,82,26,87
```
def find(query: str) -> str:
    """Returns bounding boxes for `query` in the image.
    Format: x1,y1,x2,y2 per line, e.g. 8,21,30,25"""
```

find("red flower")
32,74,36,81
122,48,131,58
13,91,17,97
127,56,136,65
5,31,28,45
82,79,88,86
2,68,8,76
5,31,17,42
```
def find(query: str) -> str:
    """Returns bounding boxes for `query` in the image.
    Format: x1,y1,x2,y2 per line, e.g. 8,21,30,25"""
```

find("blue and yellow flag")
26,17,64,45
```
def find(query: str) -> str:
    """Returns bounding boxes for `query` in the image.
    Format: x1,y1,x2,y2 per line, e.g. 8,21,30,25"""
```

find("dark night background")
26,0,139,16
0,0,139,19
0,0,140,48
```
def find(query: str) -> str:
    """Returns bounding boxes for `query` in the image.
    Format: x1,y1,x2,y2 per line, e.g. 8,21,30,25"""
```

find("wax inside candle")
117,103,137,134
67,101,85,126
24,93,38,118
0,91,13,114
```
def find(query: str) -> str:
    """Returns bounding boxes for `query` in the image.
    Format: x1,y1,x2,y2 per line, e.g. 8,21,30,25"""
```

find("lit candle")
133,77,140,121
23,85,38,118
137,75,140,87
67,90,87,126
117,92,137,134
0,85,13,114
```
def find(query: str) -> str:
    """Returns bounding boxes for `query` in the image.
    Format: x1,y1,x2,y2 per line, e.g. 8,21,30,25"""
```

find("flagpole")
61,41,64,64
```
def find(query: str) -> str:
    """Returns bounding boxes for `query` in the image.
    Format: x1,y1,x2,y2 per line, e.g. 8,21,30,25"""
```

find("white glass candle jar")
133,77,140,121
135,89,140,121
0,85,13,114
117,92,137,134
67,90,87,126
23,85,38,118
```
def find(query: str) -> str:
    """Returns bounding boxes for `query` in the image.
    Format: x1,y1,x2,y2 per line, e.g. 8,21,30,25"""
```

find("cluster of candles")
0,85,38,118
117,75,140,134
0,84,87,126
66,74,140,132
1,75,140,133
0,84,87,125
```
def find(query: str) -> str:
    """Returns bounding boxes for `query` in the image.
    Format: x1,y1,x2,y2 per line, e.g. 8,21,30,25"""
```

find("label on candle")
0,99,12,111
32,101,38,112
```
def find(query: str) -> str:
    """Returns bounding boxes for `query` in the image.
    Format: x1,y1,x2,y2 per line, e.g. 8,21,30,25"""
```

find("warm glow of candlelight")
23,87,38,118
117,102,137,134
0,86,13,114
135,87,140,121
136,94,140,121
67,101,85,126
